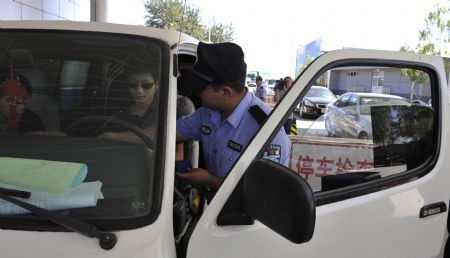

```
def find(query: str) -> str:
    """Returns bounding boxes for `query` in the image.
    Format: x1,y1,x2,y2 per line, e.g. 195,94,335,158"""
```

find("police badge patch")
227,140,243,152
262,144,281,163
201,125,212,135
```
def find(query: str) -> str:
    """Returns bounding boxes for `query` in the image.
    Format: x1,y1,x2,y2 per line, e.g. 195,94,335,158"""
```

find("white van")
0,21,449,258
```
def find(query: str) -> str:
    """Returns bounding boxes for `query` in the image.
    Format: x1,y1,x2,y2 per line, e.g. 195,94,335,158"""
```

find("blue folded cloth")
0,181,103,214
0,157,87,193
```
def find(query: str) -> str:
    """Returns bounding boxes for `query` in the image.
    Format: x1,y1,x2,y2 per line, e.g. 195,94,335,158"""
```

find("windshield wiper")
0,188,117,250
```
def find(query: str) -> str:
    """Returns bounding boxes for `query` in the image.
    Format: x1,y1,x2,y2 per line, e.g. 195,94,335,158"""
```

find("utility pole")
90,0,108,22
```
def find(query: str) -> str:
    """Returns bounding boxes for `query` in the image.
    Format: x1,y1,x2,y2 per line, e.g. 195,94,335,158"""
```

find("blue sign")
295,39,322,77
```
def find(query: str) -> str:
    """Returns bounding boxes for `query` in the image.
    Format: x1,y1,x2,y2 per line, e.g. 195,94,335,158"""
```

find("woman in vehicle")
96,68,158,144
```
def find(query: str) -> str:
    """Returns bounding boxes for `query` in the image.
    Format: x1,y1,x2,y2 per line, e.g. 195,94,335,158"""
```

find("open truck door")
187,49,450,258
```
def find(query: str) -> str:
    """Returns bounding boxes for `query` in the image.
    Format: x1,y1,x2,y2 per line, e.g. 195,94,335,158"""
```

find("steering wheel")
67,116,154,149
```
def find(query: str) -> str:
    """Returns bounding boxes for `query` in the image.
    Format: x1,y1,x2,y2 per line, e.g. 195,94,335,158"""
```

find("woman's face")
128,72,157,106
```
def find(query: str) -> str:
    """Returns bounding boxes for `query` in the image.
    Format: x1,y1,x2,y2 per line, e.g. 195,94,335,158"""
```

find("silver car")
324,92,410,139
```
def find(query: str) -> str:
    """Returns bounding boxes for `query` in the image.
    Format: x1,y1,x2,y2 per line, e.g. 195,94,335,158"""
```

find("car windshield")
0,30,168,230
360,97,410,115
305,87,334,98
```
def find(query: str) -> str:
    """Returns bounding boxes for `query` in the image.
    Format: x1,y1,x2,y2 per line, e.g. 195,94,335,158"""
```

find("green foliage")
144,0,233,42
208,23,234,43
402,5,449,56
400,4,449,98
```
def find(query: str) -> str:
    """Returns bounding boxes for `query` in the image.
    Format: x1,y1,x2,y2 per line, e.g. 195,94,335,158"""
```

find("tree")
400,4,449,100
208,22,234,43
144,0,233,42
401,4,449,57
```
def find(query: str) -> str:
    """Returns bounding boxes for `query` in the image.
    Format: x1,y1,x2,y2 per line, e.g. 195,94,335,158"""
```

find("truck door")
187,50,449,258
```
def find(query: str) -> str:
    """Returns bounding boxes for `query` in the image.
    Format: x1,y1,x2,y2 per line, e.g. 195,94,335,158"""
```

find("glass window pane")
262,65,435,195
0,30,166,230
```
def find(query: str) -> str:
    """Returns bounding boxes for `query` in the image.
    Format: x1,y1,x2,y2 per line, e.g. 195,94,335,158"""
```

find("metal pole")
90,0,108,22
90,0,96,21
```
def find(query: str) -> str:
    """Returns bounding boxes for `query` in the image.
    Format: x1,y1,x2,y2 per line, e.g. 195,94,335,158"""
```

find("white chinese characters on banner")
288,136,374,191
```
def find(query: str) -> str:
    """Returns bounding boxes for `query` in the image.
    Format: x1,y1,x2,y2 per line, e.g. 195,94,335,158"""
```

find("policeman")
176,42,291,192
254,75,266,100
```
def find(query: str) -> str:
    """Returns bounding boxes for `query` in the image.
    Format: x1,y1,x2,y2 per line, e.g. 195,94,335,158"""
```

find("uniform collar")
224,90,252,128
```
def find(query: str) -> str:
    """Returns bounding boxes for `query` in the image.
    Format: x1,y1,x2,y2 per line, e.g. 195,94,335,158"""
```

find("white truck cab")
0,21,449,258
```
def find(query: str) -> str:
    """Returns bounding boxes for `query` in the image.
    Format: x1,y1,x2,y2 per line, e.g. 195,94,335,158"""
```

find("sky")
104,0,448,79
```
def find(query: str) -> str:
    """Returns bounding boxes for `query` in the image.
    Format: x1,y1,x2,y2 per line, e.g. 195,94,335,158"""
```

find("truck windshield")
0,30,168,231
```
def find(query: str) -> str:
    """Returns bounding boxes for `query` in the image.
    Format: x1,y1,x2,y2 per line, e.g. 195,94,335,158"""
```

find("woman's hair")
275,78,286,90
123,59,160,83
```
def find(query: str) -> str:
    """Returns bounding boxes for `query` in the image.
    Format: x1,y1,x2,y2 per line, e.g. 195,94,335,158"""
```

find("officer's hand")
176,168,209,188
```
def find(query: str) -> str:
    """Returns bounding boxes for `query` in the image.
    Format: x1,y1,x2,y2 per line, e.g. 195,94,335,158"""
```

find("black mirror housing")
218,159,316,244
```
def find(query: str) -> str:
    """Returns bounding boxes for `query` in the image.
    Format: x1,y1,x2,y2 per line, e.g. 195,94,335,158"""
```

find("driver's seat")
173,94,200,241
176,94,199,167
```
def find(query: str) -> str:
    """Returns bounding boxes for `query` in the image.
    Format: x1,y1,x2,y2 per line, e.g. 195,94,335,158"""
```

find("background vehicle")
296,85,336,118
324,92,410,139
245,71,259,92
264,78,278,94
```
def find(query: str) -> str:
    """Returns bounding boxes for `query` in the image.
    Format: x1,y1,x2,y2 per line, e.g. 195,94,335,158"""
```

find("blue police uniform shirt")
177,90,291,178
255,85,266,100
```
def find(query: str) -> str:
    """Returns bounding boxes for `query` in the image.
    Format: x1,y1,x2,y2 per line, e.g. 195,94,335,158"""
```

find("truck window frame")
255,60,441,206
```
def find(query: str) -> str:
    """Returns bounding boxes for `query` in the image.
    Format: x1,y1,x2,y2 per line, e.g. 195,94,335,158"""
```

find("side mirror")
217,160,316,244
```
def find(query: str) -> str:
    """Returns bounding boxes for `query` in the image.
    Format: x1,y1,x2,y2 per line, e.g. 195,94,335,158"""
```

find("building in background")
0,0,90,21
327,67,432,102
0,0,145,24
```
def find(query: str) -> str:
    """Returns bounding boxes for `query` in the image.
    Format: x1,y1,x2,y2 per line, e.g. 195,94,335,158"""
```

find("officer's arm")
176,131,189,144
176,167,224,190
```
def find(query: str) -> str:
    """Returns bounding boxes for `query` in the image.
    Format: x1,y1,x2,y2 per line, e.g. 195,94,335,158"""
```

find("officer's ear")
221,86,233,97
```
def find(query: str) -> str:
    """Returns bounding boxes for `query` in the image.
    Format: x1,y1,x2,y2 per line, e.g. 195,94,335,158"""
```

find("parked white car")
324,92,410,139
264,79,278,94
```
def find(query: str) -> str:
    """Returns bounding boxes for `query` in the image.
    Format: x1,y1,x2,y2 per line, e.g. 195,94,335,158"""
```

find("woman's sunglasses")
128,82,155,90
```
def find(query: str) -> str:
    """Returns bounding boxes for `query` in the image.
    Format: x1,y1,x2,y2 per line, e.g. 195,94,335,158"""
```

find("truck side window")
256,65,436,201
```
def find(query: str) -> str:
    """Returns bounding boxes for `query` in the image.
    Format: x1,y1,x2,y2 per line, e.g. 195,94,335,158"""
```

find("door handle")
419,202,447,218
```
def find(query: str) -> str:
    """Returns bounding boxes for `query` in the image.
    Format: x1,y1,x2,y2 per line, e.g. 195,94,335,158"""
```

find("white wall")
0,0,90,21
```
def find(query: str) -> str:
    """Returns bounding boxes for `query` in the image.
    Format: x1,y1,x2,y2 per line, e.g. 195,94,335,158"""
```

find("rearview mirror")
217,160,316,244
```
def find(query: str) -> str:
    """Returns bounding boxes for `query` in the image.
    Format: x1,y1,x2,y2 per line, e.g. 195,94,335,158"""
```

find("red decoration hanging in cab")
1,60,29,133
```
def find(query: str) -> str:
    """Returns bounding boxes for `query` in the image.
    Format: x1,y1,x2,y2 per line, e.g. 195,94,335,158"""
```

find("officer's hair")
213,78,245,93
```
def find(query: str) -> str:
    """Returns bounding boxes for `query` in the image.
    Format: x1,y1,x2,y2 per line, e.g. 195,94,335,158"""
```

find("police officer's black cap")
178,42,247,96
